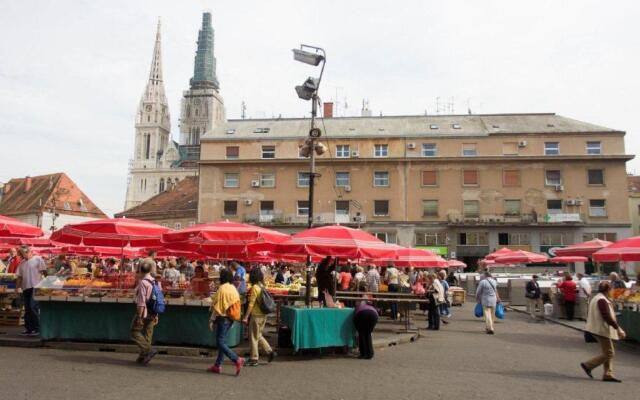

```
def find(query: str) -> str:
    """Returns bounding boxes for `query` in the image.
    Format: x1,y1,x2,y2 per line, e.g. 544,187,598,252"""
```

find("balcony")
447,213,585,226
242,212,366,226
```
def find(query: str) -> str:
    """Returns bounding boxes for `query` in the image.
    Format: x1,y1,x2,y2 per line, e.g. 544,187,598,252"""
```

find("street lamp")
293,44,326,306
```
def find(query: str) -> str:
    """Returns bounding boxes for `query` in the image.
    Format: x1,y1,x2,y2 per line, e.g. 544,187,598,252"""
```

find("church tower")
179,12,226,146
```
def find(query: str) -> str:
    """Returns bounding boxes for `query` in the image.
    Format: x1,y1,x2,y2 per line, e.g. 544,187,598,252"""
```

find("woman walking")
242,268,276,366
353,300,379,359
208,269,244,375
580,281,626,382
476,271,499,334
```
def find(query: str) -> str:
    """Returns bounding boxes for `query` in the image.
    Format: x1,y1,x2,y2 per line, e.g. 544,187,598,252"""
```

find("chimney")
323,102,333,118
3,183,11,194
24,176,32,192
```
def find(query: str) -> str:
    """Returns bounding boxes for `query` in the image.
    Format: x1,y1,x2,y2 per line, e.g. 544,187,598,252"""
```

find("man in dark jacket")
526,275,543,321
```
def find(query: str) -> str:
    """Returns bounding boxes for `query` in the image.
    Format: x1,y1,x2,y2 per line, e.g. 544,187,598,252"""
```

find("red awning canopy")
592,236,640,262
551,256,588,263
447,259,467,268
0,215,44,238
494,250,548,264
51,218,170,247
553,239,612,257
484,247,515,260
394,247,448,269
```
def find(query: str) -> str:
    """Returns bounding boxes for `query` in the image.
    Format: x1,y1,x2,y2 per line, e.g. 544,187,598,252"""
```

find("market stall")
280,305,355,351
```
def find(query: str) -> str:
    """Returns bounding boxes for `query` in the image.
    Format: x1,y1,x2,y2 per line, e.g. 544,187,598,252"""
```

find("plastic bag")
474,303,483,318
495,303,505,320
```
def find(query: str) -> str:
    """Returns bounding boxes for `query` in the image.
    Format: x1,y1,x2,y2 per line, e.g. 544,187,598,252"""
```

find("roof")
0,173,107,218
115,176,198,220
628,175,640,193
203,113,621,141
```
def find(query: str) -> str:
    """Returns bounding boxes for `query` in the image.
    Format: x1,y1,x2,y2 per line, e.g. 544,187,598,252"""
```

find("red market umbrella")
276,225,397,260
592,236,640,262
0,237,54,247
551,256,588,263
553,239,613,257
484,247,515,260
494,250,548,264
50,218,170,247
394,247,448,269
161,221,290,257
0,215,44,238
447,259,467,268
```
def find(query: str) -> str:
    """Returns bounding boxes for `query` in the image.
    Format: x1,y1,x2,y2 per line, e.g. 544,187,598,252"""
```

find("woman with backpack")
242,268,276,366
208,269,244,375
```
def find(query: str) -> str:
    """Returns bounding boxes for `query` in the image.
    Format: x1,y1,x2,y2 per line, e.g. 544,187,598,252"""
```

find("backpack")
144,279,166,315
258,285,276,314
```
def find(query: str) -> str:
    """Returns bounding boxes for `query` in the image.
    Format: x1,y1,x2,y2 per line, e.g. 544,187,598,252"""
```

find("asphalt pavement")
0,303,637,400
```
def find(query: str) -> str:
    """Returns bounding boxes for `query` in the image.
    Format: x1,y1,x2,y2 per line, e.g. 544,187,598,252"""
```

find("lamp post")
293,44,326,306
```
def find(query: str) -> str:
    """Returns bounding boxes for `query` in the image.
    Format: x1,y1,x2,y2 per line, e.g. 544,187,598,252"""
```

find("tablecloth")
280,306,355,351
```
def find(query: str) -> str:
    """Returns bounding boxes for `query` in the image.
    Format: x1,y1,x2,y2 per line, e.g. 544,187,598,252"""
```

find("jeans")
388,284,399,319
215,317,239,366
130,315,155,356
439,302,451,317
354,309,378,359
22,288,40,333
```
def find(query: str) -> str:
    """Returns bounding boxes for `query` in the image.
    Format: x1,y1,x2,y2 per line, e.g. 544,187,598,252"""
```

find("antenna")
241,101,247,120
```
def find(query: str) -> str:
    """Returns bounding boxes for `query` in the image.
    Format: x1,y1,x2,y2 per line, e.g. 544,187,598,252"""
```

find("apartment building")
198,113,633,266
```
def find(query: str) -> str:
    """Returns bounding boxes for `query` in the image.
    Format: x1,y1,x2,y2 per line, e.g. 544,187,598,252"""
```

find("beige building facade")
198,113,633,266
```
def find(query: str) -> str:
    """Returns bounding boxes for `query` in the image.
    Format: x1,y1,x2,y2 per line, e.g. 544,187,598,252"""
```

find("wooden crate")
0,309,24,326
451,289,466,306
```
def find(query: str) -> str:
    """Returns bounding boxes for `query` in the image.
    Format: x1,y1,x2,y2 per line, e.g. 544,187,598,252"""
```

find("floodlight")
292,49,325,66
295,77,319,101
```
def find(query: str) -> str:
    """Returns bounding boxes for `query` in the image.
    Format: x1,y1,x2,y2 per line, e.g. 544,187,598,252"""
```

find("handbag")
584,331,598,343
474,303,484,318
495,303,506,320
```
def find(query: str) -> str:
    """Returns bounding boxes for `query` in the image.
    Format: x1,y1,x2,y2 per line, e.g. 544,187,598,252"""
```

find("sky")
1,0,639,216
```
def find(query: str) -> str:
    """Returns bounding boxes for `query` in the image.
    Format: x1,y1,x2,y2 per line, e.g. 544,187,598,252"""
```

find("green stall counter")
39,300,242,348
619,309,640,342
280,306,356,351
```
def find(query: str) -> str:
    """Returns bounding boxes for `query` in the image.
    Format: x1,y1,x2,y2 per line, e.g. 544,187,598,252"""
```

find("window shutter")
463,170,478,185
421,170,437,186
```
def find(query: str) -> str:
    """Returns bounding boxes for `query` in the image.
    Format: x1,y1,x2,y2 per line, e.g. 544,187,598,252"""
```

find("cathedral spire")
190,12,219,90
143,18,167,104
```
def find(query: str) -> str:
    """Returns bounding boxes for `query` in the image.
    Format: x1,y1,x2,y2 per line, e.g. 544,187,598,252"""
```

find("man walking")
525,275,543,321
131,258,160,365
15,246,46,336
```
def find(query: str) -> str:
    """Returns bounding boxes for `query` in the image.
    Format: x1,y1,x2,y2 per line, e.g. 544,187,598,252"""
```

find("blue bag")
145,279,166,315
495,303,505,320
474,303,483,318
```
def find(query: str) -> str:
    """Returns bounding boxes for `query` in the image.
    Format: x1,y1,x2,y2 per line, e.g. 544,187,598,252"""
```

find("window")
336,145,350,158
422,200,438,217
458,232,488,246
374,200,389,216
583,232,617,242
429,124,439,130
422,143,437,157
188,221,196,227
260,201,274,215
587,169,604,185
335,200,350,215
504,199,521,216
463,200,480,218
462,169,479,186
421,170,438,186
335,172,350,187
226,146,239,159
586,141,601,155
545,170,562,186
589,199,607,217
374,171,389,187
544,142,559,155
373,232,396,244
223,173,240,188
542,232,569,246
502,142,518,155
374,144,388,157
498,232,530,246
261,145,276,159
225,129,236,135
63,202,71,211
158,178,165,193
297,201,309,216
253,127,270,134
546,199,563,214
462,143,477,156
174,222,182,230
503,170,520,187
223,201,237,216
415,232,447,246
452,123,461,129
260,173,275,188
144,134,151,159
297,172,310,187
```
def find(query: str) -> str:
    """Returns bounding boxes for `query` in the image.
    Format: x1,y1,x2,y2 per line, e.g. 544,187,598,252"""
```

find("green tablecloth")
39,301,241,348
619,309,640,342
280,306,355,351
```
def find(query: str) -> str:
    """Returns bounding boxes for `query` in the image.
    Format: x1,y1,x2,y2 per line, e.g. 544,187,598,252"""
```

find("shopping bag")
495,303,505,320
474,303,483,318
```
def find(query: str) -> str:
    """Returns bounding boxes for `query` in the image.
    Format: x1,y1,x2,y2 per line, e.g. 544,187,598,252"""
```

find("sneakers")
580,363,593,379
234,357,245,376
141,349,158,365
267,351,277,363
207,365,221,374
247,359,259,367
27,331,40,337
19,330,31,336
603,376,622,383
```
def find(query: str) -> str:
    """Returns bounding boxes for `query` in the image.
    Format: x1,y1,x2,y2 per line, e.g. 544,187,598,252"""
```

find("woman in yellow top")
208,269,244,375
242,268,276,366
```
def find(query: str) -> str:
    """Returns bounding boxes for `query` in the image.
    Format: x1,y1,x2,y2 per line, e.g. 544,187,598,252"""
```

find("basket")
0,309,24,326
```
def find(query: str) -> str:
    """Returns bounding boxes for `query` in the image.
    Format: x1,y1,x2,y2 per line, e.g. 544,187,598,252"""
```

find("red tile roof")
629,175,640,193
0,173,106,218
115,176,198,220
